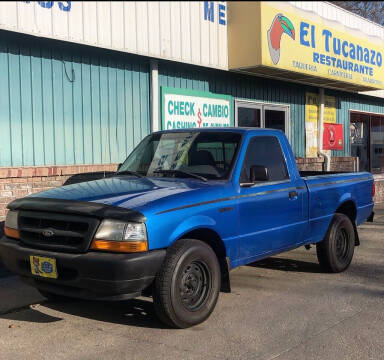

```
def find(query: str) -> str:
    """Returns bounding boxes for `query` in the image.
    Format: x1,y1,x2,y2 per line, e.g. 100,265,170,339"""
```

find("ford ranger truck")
0,129,375,328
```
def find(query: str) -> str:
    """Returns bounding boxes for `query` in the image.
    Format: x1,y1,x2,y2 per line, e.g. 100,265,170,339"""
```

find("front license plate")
30,255,58,279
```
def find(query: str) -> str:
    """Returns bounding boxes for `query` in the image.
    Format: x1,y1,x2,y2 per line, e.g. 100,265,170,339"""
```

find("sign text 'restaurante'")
300,22,382,78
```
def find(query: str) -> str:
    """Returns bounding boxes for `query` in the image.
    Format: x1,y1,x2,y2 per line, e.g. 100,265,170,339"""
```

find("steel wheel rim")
179,260,212,312
335,227,350,262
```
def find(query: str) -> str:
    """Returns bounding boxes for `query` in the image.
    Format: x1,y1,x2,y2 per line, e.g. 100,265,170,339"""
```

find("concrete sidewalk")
0,204,383,316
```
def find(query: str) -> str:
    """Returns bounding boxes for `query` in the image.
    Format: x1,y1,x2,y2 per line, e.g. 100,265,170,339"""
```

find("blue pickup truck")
0,128,374,328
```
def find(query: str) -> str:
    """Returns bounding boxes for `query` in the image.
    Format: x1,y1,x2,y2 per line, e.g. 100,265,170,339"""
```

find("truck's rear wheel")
316,213,355,273
153,239,221,328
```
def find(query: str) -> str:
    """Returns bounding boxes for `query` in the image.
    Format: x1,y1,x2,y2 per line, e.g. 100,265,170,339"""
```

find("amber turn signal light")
4,227,20,239
90,239,148,253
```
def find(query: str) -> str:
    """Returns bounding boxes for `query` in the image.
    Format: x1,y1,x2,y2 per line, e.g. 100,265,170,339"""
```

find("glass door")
371,116,384,173
264,105,288,134
235,101,289,137
350,113,370,172
236,101,262,128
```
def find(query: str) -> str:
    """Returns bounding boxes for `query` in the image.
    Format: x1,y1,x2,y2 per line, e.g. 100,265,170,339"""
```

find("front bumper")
0,236,166,301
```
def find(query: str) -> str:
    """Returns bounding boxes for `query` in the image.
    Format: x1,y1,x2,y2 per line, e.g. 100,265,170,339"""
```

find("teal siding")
2,31,384,167
159,61,311,157
0,31,150,167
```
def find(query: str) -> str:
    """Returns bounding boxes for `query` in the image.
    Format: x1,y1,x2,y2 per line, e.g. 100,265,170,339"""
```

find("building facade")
0,1,383,220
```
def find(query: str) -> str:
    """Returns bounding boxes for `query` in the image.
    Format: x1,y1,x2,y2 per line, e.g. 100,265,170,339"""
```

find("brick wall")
296,157,358,172
373,175,384,203
0,164,118,221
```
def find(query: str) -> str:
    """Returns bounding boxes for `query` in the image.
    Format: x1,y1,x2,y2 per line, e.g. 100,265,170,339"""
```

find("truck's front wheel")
316,213,355,273
153,239,221,328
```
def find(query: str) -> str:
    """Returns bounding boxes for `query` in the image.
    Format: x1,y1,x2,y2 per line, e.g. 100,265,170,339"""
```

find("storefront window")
265,109,286,132
236,101,289,136
237,107,261,127
371,116,384,173
350,112,384,174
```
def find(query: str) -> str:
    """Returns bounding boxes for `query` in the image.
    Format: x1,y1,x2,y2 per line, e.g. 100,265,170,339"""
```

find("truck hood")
28,175,222,213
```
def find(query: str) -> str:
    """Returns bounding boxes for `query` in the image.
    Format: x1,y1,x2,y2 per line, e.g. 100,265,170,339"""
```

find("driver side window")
240,136,289,183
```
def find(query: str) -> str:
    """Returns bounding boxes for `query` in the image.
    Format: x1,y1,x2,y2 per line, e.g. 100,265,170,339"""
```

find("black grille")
18,211,100,253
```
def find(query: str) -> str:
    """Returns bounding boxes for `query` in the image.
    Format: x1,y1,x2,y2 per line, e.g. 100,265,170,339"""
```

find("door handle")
289,191,298,199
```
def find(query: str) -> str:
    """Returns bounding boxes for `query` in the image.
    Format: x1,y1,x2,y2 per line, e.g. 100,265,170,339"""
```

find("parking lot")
0,206,383,360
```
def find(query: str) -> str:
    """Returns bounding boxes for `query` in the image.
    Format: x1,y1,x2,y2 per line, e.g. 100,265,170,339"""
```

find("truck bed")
299,171,374,244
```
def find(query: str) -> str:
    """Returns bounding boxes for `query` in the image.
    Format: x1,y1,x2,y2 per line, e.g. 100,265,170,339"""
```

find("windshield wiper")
153,169,208,182
116,170,145,178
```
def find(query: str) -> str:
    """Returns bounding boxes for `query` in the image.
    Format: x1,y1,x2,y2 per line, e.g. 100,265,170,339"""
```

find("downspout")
317,87,331,171
150,59,159,132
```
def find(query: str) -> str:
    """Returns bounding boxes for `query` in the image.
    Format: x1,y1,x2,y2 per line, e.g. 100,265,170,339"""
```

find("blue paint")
300,22,310,47
29,128,373,269
204,1,214,22
58,1,71,11
25,1,71,12
218,4,226,25
37,1,54,9
204,1,226,25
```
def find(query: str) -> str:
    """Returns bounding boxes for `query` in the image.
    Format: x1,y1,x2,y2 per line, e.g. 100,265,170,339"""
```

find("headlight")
90,220,148,253
4,211,20,239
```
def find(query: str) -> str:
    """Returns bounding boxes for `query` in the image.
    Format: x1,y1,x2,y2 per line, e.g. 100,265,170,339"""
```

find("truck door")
237,135,307,263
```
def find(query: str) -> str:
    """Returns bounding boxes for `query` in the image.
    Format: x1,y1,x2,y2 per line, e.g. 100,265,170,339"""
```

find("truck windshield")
118,131,242,180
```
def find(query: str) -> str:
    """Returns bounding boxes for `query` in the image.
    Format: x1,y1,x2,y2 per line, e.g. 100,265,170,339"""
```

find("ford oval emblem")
42,229,55,237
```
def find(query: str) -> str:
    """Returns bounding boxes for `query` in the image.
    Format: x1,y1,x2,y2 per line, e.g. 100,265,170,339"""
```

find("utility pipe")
150,59,159,132
317,87,331,171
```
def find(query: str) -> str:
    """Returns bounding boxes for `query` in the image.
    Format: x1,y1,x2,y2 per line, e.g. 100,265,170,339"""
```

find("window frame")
239,135,291,187
235,100,290,141
349,110,384,174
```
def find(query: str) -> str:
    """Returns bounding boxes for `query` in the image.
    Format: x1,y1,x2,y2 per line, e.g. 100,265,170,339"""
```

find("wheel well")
181,228,231,293
335,201,359,246
336,201,357,223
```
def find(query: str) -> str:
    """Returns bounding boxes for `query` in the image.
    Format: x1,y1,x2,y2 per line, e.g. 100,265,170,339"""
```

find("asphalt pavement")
0,206,383,360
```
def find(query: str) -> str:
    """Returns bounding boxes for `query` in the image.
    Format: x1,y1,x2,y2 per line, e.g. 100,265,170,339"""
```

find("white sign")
162,88,232,130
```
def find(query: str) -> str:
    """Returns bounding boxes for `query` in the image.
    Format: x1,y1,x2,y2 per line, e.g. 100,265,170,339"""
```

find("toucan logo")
267,13,295,65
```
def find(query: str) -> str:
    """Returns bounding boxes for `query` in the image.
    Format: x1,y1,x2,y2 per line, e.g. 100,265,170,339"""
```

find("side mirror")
117,163,122,171
250,165,268,182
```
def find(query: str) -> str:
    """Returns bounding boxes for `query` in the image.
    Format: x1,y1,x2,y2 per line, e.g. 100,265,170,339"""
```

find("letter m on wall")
204,1,214,22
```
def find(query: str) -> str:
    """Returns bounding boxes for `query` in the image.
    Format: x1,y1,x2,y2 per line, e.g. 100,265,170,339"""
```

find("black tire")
153,239,221,328
38,289,74,302
316,213,355,273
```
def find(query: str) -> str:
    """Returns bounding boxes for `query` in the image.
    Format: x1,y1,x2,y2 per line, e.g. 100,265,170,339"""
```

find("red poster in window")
323,123,344,150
